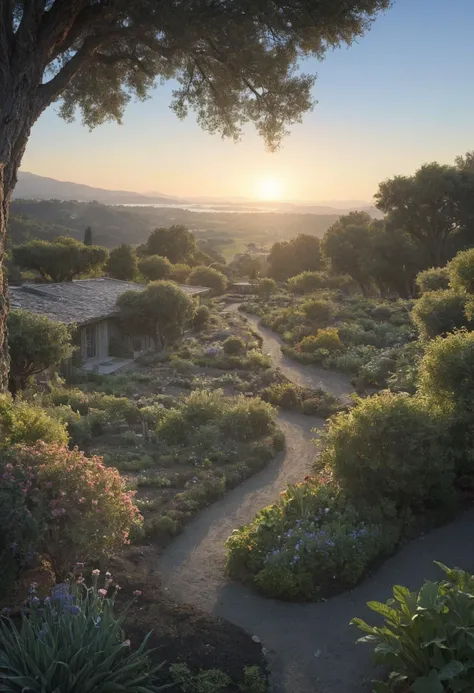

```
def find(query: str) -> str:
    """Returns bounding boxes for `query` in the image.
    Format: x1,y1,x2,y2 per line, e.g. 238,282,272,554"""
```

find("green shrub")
416,266,450,294
226,479,399,601
193,305,211,330
257,278,277,300
0,575,164,693
221,396,275,441
320,392,454,513
139,254,172,281
169,662,231,693
288,271,326,294
352,563,474,693
188,266,227,295
223,335,246,355
301,298,333,326
299,328,342,353
239,666,268,693
246,349,271,370
0,442,142,580
412,290,470,339
448,247,474,294
0,394,68,446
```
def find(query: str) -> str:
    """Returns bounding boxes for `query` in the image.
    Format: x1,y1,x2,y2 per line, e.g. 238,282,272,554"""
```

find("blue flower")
70,605,80,615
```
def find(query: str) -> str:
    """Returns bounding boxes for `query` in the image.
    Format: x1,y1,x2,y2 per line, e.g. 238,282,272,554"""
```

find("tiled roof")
9,278,209,326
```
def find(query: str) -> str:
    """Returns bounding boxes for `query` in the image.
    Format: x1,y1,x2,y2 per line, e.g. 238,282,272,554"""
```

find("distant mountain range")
15,171,382,217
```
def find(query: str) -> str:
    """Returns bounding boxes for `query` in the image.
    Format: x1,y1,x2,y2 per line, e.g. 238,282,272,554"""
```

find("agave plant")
0,573,167,693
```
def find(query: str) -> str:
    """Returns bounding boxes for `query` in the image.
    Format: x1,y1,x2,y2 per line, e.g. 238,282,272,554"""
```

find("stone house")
9,278,211,373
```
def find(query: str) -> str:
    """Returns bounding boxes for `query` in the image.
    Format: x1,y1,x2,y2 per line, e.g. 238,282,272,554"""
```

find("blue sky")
21,0,474,202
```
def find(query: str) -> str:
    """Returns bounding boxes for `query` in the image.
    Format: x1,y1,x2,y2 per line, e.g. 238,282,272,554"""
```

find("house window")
132,337,143,352
85,325,97,359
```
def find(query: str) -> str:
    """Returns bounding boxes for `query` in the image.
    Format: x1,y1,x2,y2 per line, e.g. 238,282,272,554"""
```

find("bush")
226,479,399,601
416,266,450,294
188,266,227,295
352,563,474,693
299,328,342,353
261,382,338,417
138,254,172,281
320,392,454,513
193,305,211,330
169,263,191,283
221,396,275,441
412,290,470,339
0,442,142,580
301,298,333,326
257,277,277,300
288,271,326,294
223,335,246,355
448,247,474,294
0,575,164,693
0,394,68,446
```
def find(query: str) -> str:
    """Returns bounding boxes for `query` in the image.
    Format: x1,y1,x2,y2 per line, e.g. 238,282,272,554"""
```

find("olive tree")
8,309,73,392
0,0,390,387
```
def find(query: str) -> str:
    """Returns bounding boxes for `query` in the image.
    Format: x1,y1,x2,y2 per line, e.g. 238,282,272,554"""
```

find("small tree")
8,310,73,392
105,244,138,281
258,278,277,300
416,267,450,294
447,248,474,295
117,281,195,350
268,234,323,281
145,226,197,264
138,255,172,282
288,271,326,294
188,266,227,295
13,237,108,282
83,226,93,246
170,264,192,284
412,290,470,340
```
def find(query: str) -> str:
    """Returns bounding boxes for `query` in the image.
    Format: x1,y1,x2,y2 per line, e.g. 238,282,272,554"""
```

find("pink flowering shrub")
1,442,142,581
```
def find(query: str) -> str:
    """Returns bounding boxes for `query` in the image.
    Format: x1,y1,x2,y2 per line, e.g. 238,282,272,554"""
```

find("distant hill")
14,172,182,205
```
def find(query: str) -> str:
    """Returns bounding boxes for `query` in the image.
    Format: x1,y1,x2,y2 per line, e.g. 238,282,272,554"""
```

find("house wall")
80,319,109,361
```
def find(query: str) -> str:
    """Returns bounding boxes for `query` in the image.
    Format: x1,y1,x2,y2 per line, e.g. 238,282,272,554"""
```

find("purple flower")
70,605,80,615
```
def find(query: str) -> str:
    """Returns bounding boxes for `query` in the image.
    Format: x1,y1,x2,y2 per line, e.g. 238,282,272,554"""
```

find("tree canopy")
13,237,108,282
117,281,195,350
143,226,197,265
375,162,474,267
138,254,172,282
105,244,138,281
8,309,73,391
268,234,323,281
187,266,227,295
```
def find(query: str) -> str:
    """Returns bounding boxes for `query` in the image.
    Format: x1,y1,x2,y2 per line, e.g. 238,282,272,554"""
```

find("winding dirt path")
160,308,474,692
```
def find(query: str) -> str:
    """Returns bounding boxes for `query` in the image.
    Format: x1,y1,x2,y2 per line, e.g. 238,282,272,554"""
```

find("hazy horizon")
20,0,474,203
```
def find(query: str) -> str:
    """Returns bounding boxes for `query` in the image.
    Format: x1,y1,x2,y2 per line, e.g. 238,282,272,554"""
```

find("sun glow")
256,177,283,201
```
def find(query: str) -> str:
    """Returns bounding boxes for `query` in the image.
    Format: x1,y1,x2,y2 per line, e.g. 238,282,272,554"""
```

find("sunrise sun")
256,177,283,201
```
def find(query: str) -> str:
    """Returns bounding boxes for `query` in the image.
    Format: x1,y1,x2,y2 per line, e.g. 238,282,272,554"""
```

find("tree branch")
15,0,47,54
95,51,155,78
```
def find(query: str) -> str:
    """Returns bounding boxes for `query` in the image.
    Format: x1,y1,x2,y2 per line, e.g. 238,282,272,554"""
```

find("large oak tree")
0,0,390,386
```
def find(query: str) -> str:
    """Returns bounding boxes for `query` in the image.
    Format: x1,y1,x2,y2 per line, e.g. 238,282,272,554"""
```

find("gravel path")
160,309,474,693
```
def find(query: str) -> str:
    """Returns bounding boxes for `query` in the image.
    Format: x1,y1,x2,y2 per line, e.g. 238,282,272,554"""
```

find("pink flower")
92,569,100,576
98,588,107,597
122,639,131,647
133,590,142,597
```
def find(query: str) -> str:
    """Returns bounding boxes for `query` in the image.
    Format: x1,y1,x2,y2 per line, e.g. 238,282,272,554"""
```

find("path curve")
160,309,474,693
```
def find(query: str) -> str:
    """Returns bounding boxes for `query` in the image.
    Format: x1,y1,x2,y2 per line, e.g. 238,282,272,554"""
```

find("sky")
21,0,474,203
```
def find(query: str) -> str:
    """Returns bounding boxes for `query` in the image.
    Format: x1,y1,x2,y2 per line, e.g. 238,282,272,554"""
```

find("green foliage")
105,244,138,281
143,226,197,264
13,237,108,282
412,290,470,339
301,298,333,325
416,266,450,294
188,266,227,295
83,226,93,246
0,394,68,446
376,161,474,267
299,328,343,353
118,281,195,350
321,392,454,512
223,335,246,355
169,263,192,283
288,271,326,294
169,663,231,693
239,667,268,693
257,278,277,300
0,442,142,580
193,305,211,330
447,248,474,294
352,563,474,693
0,575,164,693
267,234,323,281
226,479,399,601
156,389,275,446
8,310,73,388
261,382,338,417
139,254,172,281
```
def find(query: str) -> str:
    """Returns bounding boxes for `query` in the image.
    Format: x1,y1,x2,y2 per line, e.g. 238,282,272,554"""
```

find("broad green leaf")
417,582,440,610
412,671,444,693
439,660,464,681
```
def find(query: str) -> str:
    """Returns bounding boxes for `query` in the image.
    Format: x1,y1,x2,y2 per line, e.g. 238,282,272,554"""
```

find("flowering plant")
0,573,165,693
0,442,143,581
